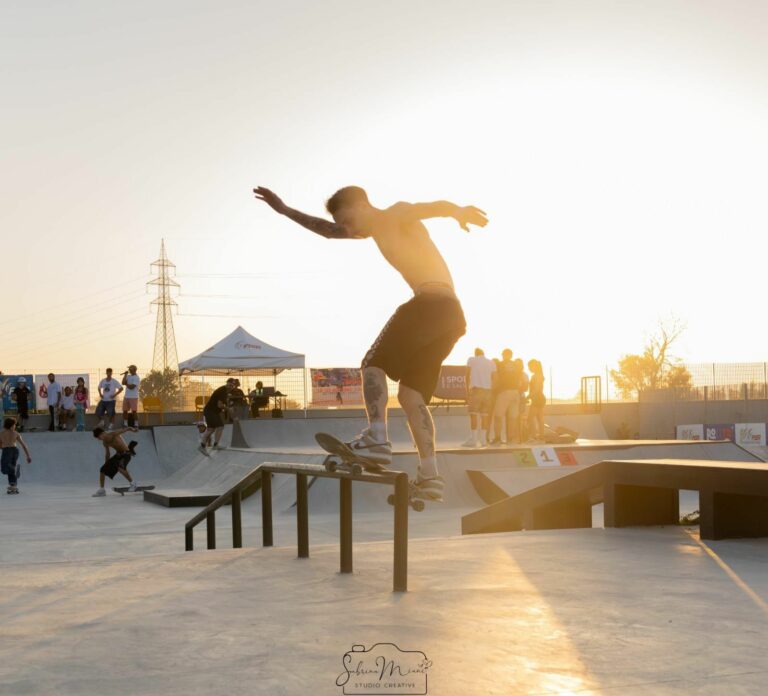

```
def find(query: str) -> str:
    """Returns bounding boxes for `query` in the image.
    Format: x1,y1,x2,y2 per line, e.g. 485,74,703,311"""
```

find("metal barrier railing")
184,462,411,592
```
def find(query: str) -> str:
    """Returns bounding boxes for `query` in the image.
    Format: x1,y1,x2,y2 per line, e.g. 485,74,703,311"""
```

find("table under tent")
178,325,307,417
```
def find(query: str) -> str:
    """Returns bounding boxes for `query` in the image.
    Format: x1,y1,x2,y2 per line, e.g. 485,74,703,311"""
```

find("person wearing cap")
11,377,32,432
96,368,123,432
198,378,235,455
121,365,141,428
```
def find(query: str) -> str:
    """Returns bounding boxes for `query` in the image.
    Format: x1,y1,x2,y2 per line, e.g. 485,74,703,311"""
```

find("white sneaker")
198,444,210,457
92,488,106,497
345,429,392,466
212,444,227,450
413,475,445,502
128,482,137,492
107,425,113,432
461,437,477,448
474,440,486,449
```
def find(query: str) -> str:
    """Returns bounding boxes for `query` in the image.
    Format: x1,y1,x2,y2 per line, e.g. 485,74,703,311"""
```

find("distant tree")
611,320,692,399
140,368,181,407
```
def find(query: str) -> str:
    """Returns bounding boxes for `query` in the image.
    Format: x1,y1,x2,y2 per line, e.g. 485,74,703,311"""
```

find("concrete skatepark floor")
1,420,767,694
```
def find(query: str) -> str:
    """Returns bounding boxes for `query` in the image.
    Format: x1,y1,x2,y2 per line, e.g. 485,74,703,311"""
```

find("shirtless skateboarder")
92,426,140,497
254,185,487,501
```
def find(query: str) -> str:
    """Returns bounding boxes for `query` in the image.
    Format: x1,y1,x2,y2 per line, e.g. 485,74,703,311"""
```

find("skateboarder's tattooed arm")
253,186,350,239
396,201,488,232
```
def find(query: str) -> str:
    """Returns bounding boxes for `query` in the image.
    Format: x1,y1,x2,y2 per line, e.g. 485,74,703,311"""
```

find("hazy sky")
2,0,766,396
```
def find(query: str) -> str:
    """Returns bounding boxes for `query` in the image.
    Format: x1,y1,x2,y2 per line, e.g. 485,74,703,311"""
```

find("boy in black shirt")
11,377,32,432
199,378,235,455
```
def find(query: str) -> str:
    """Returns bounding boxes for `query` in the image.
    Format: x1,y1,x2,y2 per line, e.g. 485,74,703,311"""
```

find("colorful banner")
35,374,91,403
0,374,36,413
310,368,363,406
735,423,767,446
676,424,704,440
704,424,735,441
433,365,467,401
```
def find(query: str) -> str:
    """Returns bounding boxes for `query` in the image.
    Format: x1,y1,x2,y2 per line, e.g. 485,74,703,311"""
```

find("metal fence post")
185,526,193,551
206,511,216,550
393,473,409,592
262,470,273,547
340,478,353,573
296,474,309,558
232,490,242,549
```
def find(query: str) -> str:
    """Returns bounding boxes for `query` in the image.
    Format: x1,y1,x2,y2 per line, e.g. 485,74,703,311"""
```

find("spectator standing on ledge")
121,365,141,428
12,377,32,432
43,373,62,432
515,358,529,444
491,349,519,445
73,377,89,431
463,348,496,448
96,368,123,431
58,386,76,431
527,359,546,443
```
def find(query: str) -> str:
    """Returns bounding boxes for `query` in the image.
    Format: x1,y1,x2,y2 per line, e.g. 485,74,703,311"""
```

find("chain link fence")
640,362,768,403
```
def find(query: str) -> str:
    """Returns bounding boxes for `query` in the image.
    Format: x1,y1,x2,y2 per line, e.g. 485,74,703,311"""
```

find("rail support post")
393,473,409,592
232,490,242,549
297,473,309,558
185,526,193,551
340,477,353,573
206,511,216,550
262,470,273,547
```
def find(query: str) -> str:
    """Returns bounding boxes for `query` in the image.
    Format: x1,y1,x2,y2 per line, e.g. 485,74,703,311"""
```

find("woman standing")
526,359,546,443
73,377,89,432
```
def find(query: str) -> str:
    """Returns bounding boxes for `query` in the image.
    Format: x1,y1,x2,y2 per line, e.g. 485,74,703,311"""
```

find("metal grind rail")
184,462,411,592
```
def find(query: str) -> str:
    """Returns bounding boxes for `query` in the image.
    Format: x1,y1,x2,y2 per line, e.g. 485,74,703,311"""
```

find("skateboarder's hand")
26,456,31,463
129,427,138,432
253,186,287,214
456,205,488,232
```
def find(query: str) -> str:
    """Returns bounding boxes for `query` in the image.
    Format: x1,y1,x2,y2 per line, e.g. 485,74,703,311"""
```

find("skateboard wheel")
387,494,395,506
324,458,337,472
412,500,425,512
350,464,362,476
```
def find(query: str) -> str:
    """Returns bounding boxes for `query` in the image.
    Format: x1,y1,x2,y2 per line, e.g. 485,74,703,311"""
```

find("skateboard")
315,432,389,476
315,432,426,512
387,483,426,512
112,485,155,496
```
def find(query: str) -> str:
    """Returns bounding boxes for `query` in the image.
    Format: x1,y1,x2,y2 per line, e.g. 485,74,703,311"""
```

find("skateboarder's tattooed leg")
363,367,388,441
399,385,438,478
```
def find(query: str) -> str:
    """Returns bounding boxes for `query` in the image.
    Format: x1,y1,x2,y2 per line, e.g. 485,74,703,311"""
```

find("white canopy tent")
179,326,307,412
179,326,305,375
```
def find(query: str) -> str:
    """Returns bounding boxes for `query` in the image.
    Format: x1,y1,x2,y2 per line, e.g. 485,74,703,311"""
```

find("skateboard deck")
112,485,155,496
315,432,389,476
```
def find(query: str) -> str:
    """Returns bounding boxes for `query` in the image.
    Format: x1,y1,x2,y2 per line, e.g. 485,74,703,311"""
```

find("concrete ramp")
11,430,162,484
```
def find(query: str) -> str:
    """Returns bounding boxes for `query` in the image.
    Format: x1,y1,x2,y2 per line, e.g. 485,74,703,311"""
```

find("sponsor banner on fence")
35,374,91,403
676,424,704,440
0,374,36,413
310,368,363,406
704,424,736,441
433,365,467,401
735,423,767,446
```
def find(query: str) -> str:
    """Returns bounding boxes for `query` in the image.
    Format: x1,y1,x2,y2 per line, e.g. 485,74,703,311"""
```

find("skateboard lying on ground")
112,485,155,496
314,432,426,511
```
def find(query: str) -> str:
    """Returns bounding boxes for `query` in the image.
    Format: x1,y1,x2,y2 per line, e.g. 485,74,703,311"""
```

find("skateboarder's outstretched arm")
112,427,138,436
253,187,351,239
17,434,31,463
394,201,488,232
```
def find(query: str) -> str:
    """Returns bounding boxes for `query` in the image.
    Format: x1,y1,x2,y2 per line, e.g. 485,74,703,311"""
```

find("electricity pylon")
148,239,180,372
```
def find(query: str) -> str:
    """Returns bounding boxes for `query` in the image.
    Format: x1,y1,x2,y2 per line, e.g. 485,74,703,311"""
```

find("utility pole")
148,239,180,372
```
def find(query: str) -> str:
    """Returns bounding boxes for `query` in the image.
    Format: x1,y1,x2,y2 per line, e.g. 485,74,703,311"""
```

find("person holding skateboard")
254,185,487,501
1,417,31,494
198,378,235,455
91,426,140,497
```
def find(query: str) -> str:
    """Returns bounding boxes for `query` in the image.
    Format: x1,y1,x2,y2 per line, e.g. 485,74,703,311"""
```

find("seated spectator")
58,386,77,431
249,381,269,418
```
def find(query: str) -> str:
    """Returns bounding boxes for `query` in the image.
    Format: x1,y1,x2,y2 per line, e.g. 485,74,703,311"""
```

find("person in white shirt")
96,367,123,431
463,348,496,447
58,386,76,431
43,373,62,432
121,365,141,428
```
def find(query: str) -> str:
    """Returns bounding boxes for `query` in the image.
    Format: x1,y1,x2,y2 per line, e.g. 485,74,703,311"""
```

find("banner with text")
310,368,363,407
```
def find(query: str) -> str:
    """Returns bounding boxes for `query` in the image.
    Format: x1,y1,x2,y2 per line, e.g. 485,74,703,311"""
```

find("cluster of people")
464,347,546,448
1,366,141,433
